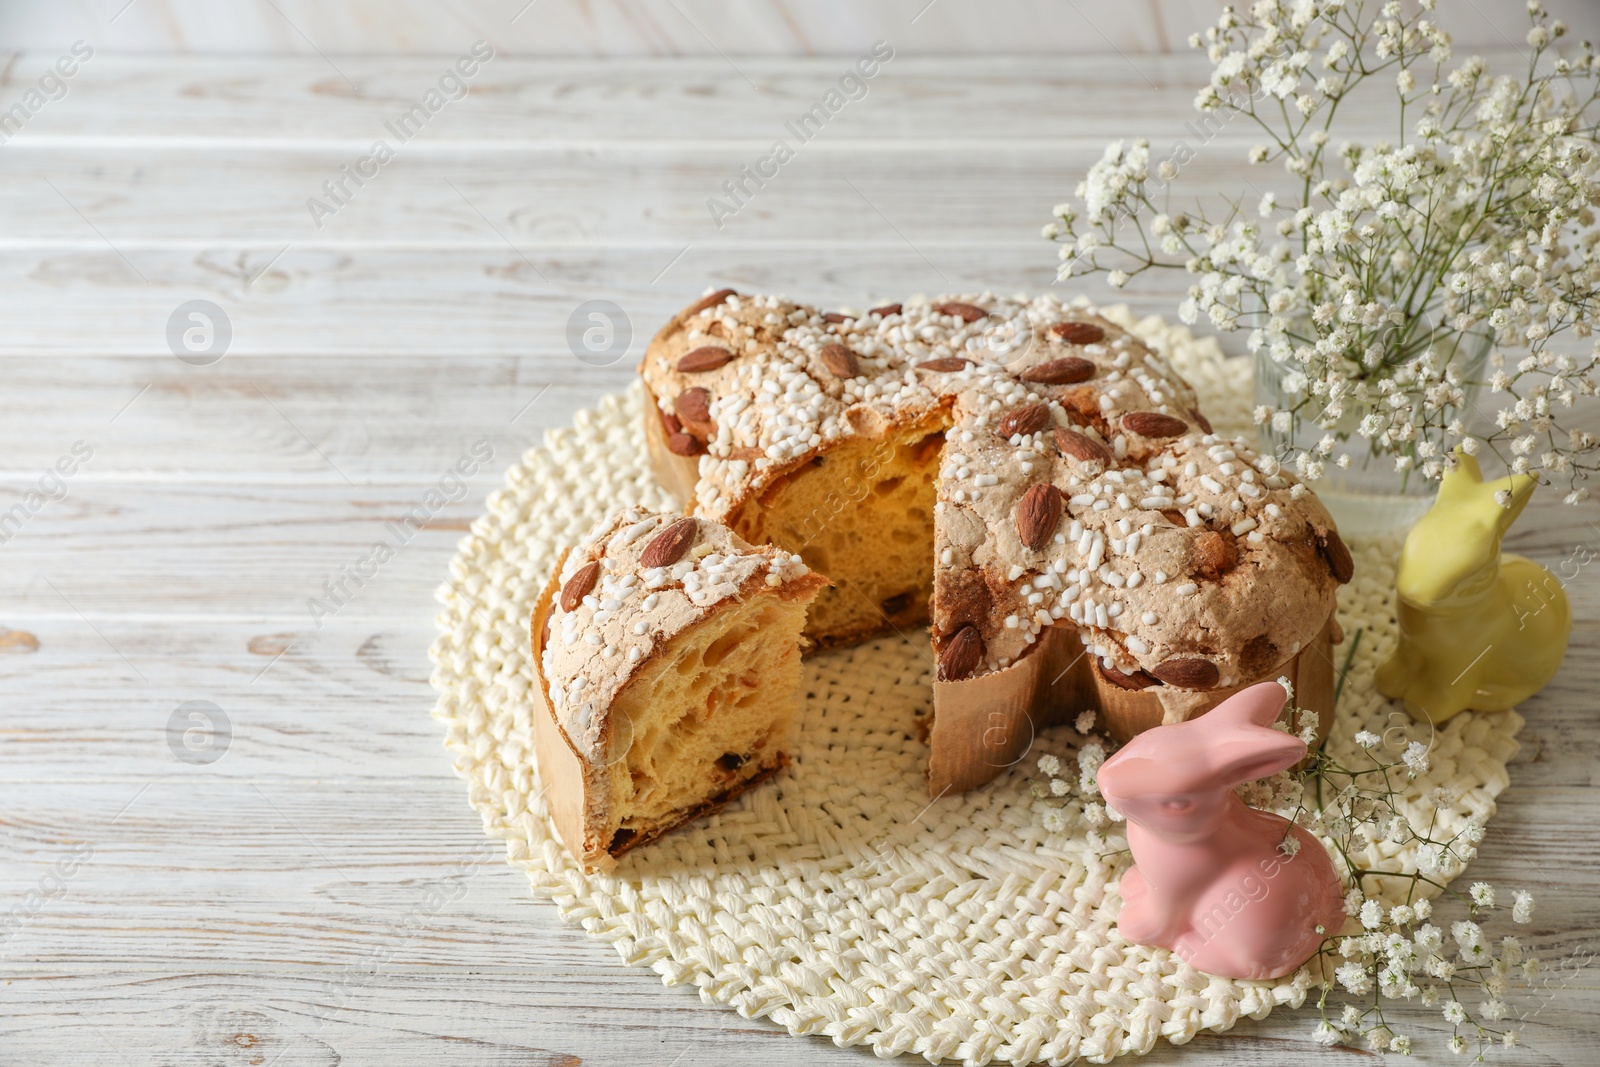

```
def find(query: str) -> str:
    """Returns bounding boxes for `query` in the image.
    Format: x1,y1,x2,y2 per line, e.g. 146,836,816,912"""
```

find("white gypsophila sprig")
1029,718,1123,849
1275,691,1540,1057
1047,0,1600,504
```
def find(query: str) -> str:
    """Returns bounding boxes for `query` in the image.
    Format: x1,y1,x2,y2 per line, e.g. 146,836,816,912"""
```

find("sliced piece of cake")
531,506,827,871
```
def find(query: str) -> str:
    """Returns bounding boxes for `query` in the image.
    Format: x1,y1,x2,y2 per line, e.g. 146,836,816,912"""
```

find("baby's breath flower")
1424,786,1455,807
1451,919,1483,949
1336,962,1373,994
1401,741,1430,776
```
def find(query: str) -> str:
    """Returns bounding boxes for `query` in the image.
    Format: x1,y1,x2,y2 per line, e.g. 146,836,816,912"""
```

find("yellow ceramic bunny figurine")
1376,452,1570,724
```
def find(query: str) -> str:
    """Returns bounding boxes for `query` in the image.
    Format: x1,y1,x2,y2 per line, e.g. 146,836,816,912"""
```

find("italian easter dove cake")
530,289,1355,868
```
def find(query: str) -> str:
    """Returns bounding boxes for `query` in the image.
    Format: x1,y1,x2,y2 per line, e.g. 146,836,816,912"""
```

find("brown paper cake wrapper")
529,549,602,867
928,611,1338,796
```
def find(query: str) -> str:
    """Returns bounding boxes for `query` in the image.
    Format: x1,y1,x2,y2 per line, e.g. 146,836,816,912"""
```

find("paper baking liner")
527,549,601,867
929,612,1337,795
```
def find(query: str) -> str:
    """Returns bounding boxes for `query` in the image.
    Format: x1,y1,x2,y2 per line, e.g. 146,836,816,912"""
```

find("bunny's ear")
1207,681,1289,728
1212,730,1306,786
1095,753,1161,802
1437,450,1485,504
1489,473,1537,535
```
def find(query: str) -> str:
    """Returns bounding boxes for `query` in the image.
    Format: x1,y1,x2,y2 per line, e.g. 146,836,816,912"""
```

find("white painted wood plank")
0,51,1535,145
16,970,1591,1067
0,970,828,1067
0,616,448,782
0,53,1225,142
0,144,1283,245
0,2,1582,59
0,354,600,479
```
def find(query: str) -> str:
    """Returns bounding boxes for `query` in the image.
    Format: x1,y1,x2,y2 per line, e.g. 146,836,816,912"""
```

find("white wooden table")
1,47,1596,1066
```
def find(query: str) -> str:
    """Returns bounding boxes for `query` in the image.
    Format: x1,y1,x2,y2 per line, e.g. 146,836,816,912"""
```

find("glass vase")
1252,331,1492,540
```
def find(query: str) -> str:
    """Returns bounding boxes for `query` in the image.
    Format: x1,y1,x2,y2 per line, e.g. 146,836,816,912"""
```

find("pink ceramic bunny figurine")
1095,681,1345,980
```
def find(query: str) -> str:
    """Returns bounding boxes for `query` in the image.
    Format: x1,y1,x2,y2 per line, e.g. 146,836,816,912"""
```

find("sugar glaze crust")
541,505,818,762
638,290,1351,690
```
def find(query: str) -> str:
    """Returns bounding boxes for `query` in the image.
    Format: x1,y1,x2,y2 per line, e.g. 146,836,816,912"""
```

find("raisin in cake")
531,507,825,871
639,290,1353,795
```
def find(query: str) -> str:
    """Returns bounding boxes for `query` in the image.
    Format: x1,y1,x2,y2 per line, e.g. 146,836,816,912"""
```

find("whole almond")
820,343,862,378
936,301,988,322
869,303,902,317
559,560,600,612
1317,528,1355,584
916,357,972,372
677,346,734,373
1191,530,1239,579
1015,483,1064,551
1053,427,1113,464
1097,661,1160,690
641,518,697,569
673,387,712,428
666,432,703,456
660,409,684,435
682,288,737,318
1051,321,1106,344
1020,357,1096,385
1121,411,1190,438
822,311,850,323
939,625,984,681
998,402,1053,440
1150,657,1221,689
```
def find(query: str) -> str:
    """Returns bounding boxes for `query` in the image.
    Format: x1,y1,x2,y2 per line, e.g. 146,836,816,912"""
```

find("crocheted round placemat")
429,308,1523,1065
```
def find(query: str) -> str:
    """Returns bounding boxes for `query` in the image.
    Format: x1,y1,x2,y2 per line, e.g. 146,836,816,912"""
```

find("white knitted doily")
429,309,1522,1065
